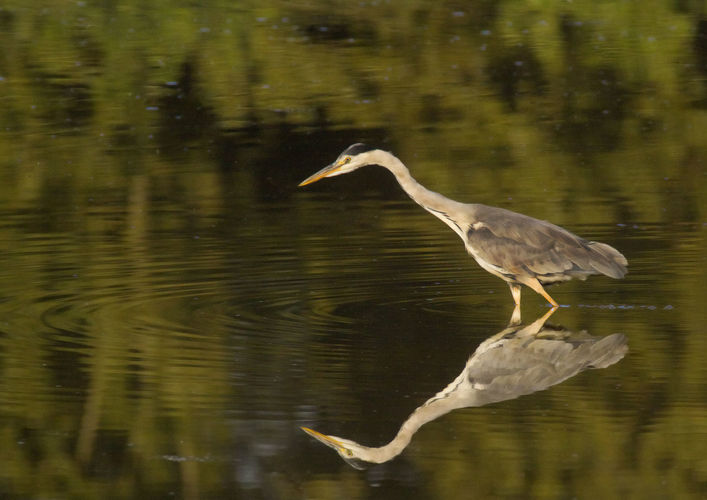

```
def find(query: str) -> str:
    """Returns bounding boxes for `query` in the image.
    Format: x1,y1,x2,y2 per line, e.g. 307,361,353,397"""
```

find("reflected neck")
358,381,471,463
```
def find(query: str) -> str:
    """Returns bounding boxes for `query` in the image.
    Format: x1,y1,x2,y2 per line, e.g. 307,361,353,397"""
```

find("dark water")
0,2,706,499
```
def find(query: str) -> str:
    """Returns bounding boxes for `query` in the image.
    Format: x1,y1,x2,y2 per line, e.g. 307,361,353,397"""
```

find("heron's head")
300,426,371,469
298,143,380,186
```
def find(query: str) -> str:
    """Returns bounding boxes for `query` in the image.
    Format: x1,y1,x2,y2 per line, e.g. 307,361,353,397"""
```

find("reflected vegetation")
302,309,627,469
0,0,705,498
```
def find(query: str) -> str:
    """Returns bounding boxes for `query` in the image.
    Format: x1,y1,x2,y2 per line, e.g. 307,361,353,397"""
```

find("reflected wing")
466,330,628,405
467,204,627,280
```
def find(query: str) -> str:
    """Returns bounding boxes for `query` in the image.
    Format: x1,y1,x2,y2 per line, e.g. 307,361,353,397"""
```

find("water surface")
0,1,705,499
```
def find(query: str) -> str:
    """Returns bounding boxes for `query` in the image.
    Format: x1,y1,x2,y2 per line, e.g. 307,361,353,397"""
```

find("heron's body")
299,144,627,307
301,308,629,468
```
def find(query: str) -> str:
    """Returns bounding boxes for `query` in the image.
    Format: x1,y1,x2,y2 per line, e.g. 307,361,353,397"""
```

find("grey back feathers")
463,328,628,407
466,204,627,284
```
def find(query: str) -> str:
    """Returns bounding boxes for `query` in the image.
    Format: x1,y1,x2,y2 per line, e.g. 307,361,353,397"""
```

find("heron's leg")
509,304,521,326
508,283,522,307
526,307,557,333
513,306,556,336
519,277,559,308
508,284,523,325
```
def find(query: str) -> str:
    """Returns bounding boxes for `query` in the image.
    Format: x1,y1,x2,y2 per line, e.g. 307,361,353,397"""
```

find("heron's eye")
345,449,353,457
343,157,351,164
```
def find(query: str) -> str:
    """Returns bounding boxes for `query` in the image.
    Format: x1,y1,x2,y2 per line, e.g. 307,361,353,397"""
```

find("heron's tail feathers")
585,333,629,369
586,241,628,279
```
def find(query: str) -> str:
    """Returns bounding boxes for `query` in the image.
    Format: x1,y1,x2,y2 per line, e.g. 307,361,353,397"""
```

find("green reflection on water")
0,0,705,498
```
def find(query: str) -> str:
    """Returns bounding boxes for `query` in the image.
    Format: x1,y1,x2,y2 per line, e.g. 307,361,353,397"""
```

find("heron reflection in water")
300,144,627,308
301,309,627,469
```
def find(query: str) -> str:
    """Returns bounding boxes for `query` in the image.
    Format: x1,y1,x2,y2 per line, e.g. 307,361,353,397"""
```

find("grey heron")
301,308,628,468
299,144,628,308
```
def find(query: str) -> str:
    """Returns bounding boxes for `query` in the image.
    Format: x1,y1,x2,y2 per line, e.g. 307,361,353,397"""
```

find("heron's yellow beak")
301,427,346,451
298,162,343,186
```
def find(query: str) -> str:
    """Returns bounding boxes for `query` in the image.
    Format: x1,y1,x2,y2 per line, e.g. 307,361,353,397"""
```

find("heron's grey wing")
464,332,627,405
467,204,627,279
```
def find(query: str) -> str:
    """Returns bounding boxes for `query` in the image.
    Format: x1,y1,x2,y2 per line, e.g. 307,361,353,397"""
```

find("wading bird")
301,308,628,468
299,144,627,308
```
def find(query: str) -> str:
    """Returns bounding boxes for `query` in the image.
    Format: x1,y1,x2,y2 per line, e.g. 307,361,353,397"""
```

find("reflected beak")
300,427,345,451
298,162,342,187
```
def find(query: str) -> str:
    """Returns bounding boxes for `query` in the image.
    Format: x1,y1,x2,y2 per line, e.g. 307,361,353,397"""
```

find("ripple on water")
0,200,688,419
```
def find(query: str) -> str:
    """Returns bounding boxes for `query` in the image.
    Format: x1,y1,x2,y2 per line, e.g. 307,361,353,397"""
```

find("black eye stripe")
342,143,375,156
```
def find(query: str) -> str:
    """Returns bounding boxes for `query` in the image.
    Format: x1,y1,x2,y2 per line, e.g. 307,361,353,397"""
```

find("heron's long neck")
372,151,468,238
358,370,473,464
357,403,452,463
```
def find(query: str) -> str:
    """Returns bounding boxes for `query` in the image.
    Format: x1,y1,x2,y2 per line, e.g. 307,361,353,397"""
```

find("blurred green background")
0,1,705,499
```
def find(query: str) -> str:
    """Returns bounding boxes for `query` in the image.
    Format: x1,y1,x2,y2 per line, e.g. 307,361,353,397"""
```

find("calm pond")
0,1,705,499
